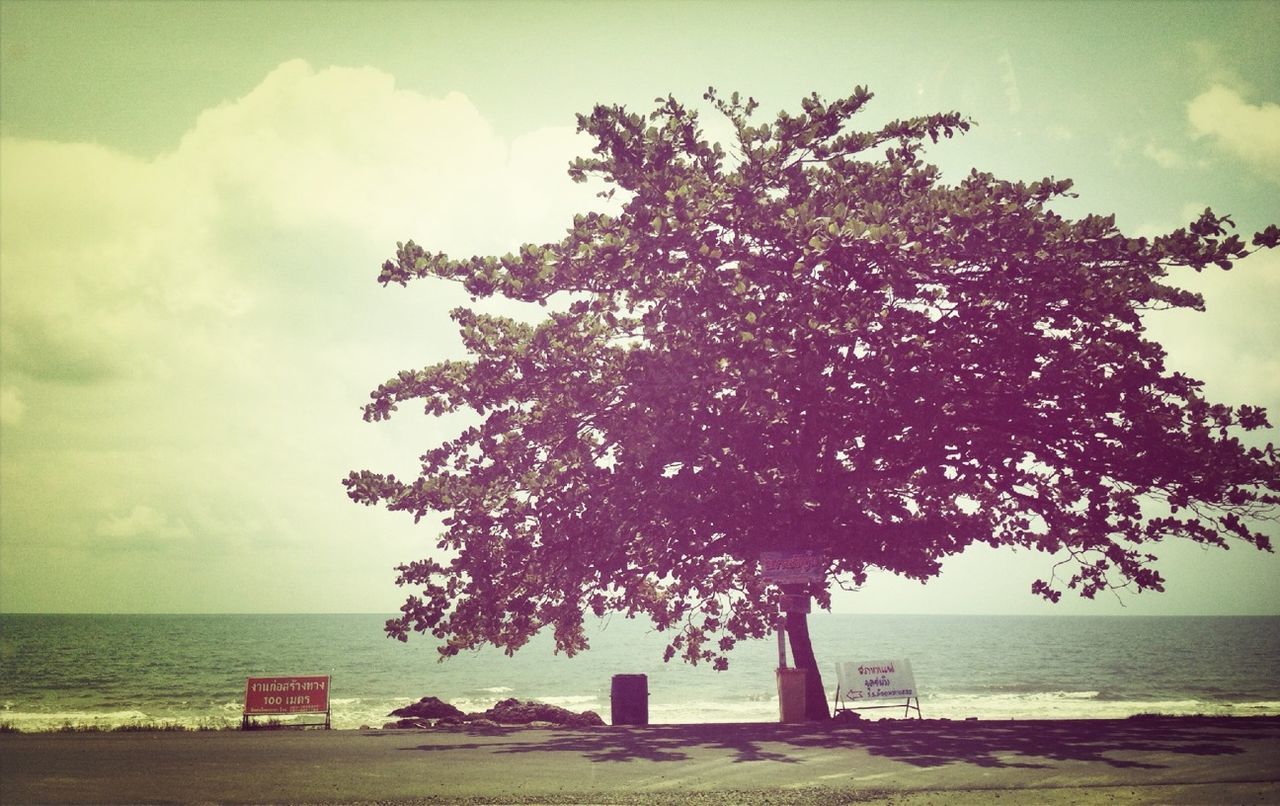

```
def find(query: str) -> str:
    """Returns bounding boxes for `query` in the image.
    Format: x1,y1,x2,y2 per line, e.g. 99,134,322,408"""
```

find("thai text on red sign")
244,675,330,715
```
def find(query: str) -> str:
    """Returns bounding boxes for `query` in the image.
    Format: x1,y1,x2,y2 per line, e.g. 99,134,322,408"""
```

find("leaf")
1253,225,1280,249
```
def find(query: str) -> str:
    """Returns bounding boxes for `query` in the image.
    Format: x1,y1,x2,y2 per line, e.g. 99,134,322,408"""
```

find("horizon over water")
2,613,1277,731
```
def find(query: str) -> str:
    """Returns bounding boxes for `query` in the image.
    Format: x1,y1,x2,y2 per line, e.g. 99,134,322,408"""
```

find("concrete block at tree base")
777,667,807,723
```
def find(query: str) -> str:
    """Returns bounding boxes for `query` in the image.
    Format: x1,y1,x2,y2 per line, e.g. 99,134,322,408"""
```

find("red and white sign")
244,675,330,715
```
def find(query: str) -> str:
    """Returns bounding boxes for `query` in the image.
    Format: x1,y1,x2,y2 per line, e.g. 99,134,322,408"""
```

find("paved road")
2,717,1278,804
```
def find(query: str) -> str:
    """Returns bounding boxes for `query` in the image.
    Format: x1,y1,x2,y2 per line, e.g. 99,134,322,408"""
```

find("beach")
2,716,1278,804
6,614,1279,732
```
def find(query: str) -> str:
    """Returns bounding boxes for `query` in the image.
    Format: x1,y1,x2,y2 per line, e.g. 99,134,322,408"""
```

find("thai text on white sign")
834,659,916,702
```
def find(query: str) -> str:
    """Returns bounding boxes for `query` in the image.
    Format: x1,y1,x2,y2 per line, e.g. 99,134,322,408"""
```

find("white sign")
835,659,917,702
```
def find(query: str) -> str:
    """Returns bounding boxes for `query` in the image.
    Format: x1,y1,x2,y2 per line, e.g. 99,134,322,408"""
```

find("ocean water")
1,613,1277,731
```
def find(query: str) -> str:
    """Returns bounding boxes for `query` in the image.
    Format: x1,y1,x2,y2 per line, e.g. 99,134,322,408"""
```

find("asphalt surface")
2,716,1278,804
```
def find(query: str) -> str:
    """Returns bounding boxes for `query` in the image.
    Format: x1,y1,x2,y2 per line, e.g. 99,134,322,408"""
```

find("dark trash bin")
611,674,648,725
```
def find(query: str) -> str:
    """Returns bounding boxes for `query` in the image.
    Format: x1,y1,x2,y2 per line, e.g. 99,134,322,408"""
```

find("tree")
346,88,1280,720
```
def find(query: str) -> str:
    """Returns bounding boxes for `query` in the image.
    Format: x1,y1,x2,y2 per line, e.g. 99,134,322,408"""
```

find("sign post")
243,675,331,729
761,552,826,722
760,550,825,646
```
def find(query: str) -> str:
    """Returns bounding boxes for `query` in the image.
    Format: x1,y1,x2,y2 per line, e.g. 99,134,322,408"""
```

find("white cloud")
1179,202,1210,225
1187,84,1280,178
0,58,597,393
1108,134,1136,167
1044,124,1074,142
1188,41,1247,94
1143,246,1280,419
0,387,24,425
1142,143,1185,169
997,50,1021,115
0,60,602,610
96,505,192,541
164,59,594,253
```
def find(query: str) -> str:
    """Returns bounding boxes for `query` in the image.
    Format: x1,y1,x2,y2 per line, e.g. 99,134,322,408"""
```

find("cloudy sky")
1,0,1277,617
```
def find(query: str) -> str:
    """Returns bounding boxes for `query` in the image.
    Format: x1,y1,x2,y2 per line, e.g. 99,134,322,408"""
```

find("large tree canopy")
346,88,1279,680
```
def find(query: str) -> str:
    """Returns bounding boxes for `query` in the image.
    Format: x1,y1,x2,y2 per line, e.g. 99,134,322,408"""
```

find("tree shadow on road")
392,715,1278,770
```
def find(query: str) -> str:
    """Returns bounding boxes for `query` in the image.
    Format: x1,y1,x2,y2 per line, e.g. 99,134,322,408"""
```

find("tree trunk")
785,601,831,721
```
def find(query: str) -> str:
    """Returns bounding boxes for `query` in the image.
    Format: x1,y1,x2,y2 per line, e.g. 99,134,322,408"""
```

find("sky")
1,0,1277,618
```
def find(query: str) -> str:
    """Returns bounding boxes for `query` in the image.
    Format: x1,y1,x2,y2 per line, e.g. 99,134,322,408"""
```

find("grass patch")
31,719,237,734
111,722,192,732
2,717,281,734
55,723,103,733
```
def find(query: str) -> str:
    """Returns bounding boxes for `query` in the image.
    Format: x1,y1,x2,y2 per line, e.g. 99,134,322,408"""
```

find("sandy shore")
2,716,1278,804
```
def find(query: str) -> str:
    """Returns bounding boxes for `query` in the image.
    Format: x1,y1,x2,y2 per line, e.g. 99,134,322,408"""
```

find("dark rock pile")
383,696,604,729
386,696,465,726
474,697,606,728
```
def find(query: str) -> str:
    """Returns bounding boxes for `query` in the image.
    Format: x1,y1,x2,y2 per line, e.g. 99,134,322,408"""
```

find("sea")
1,613,1277,731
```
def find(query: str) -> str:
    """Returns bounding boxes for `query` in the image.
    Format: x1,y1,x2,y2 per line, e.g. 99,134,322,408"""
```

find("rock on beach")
476,697,606,727
384,696,604,729
389,696,465,721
